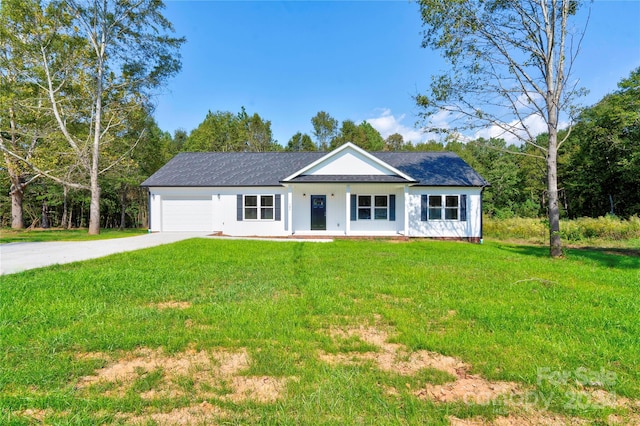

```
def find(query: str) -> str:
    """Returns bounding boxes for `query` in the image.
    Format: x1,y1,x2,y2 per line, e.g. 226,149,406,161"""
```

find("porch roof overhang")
282,174,415,184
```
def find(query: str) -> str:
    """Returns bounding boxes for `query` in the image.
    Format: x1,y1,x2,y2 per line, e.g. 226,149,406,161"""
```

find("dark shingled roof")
141,151,488,187
374,152,488,187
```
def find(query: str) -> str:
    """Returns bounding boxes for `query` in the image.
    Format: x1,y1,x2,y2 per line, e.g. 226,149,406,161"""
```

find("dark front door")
310,195,326,230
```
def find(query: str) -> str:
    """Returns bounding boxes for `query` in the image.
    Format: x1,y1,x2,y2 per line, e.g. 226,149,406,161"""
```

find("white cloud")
364,109,426,144
473,113,565,145
364,106,567,147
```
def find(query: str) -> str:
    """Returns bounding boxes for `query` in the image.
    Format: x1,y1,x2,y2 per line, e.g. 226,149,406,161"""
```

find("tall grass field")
1,238,639,424
484,215,640,247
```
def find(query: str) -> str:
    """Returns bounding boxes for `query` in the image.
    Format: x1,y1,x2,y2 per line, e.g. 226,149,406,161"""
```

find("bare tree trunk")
544,0,565,258
6,106,25,229
41,199,50,229
61,186,68,229
10,184,24,229
547,129,562,257
119,186,127,230
67,207,73,229
88,175,101,234
88,56,104,235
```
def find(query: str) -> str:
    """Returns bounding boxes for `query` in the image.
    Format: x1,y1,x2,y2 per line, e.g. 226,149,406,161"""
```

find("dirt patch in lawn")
319,321,640,425
150,300,192,310
14,409,56,423
320,325,468,377
319,324,520,405
77,346,293,408
449,413,590,425
124,401,230,425
417,375,519,405
225,376,292,403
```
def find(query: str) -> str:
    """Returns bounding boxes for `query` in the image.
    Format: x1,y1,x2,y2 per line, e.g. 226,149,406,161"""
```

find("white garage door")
161,197,212,232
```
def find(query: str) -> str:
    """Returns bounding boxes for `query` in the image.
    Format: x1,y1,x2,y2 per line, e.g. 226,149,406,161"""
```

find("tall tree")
330,119,359,149
330,120,384,151
357,121,385,151
416,0,588,257
286,132,316,152
0,0,52,228
0,0,184,234
184,108,278,152
185,110,244,152
384,133,406,151
171,129,188,154
311,111,338,151
241,110,279,152
565,68,640,218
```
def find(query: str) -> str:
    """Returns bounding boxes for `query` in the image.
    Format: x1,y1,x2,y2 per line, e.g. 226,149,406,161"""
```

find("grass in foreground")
1,239,638,424
0,228,147,243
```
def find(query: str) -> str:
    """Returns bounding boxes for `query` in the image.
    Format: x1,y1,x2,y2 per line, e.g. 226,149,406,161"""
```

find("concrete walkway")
0,233,333,275
0,232,206,275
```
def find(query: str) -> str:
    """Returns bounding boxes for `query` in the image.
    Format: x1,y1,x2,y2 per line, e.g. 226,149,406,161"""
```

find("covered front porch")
285,183,409,237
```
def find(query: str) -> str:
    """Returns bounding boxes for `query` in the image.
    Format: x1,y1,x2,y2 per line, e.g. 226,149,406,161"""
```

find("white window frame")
244,194,275,221
358,194,389,221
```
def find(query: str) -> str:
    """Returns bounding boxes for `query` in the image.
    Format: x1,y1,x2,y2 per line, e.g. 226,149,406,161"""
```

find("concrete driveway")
0,232,207,275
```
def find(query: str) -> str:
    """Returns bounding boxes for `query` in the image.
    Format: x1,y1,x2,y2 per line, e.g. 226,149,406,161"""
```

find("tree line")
2,67,638,230
2,0,638,255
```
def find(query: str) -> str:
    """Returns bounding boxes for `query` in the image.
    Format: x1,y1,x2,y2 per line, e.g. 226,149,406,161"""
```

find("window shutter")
389,194,396,221
237,194,243,221
421,195,428,221
460,194,467,222
350,194,357,221
275,194,281,221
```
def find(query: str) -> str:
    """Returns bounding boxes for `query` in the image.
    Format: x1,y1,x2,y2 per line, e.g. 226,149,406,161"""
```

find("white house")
141,143,489,241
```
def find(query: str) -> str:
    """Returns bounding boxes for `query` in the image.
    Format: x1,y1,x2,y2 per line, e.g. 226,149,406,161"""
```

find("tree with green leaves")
416,0,588,257
384,133,406,151
330,120,385,151
286,132,316,152
0,0,184,234
311,111,338,151
330,120,358,150
565,68,640,218
240,109,279,152
184,108,278,153
357,121,385,151
0,0,55,228
185,111,244,152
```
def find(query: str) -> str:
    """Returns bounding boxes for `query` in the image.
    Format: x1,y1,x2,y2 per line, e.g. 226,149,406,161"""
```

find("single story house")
141,142,489,241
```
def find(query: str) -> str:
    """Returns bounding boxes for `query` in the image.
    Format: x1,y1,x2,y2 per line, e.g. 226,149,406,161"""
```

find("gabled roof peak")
281,142,415,182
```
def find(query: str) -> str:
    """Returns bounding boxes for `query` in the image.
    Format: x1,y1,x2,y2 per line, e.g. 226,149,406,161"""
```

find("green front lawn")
1,239,638,424
0,228,147,243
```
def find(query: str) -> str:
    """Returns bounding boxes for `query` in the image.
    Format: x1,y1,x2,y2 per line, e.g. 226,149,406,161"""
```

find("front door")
310,195,326,230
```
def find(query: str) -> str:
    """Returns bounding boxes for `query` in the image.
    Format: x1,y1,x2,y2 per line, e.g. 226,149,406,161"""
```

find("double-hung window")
374,195,388,220
422,194,467,221
428,196,442,220
444,196,459,220
244,195,274,220
358,195,372,220
357,195,388,220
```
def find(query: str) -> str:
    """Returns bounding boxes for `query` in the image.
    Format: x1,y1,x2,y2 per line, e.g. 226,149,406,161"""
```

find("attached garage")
160,196,213,232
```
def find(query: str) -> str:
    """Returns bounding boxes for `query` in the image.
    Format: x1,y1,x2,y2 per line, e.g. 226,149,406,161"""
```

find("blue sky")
154,0,640,146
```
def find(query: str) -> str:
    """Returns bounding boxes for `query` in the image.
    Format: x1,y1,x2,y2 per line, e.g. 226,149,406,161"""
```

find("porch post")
404,185,409,236
287,186,293,235
345,184,351,236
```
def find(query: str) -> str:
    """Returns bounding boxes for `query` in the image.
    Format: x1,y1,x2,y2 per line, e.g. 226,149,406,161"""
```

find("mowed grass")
0,228,147,243
1,239,639,424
